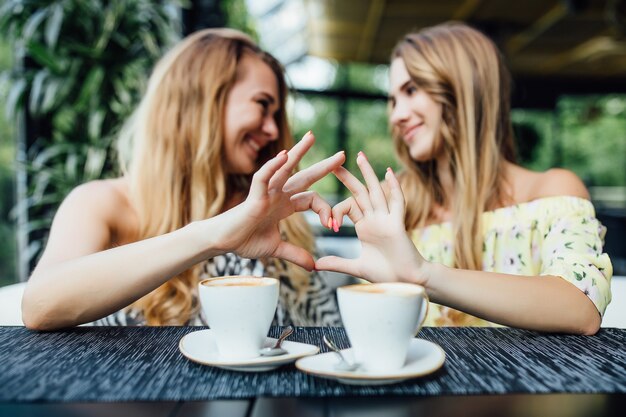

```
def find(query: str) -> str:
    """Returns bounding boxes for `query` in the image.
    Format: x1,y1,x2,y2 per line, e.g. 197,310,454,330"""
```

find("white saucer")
295,338,445,385
179,329,319,372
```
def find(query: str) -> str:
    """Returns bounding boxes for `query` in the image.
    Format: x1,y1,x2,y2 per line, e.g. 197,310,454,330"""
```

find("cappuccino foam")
342,283,424,296
201,276,275,287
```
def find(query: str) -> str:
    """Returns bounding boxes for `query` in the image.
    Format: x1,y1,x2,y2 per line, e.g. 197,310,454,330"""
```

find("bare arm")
316,153,601,335
23,132,345,330
421,264,600,334
23,184,222,330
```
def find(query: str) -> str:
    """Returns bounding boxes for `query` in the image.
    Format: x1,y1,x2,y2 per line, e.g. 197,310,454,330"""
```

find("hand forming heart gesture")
315,151,427,285
215,131,345,271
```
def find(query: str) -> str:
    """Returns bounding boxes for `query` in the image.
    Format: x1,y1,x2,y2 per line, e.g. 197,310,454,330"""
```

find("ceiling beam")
506,2,568,54
540,34,626,73
357,0,387,61
452,0,482,21
309,19,364,36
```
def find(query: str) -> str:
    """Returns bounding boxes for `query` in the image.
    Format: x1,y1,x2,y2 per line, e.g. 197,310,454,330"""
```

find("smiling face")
223,54,281,175
388,58,443,163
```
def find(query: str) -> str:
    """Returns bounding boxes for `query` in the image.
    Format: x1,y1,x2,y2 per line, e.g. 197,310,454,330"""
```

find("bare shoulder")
62,178,131,218
34,178,135,269
532,168,590,200
506,163,590,204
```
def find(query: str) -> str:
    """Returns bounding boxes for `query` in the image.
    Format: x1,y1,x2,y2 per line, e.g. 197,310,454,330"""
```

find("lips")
402,123,423,143
243,135,264,156
247,138,261,151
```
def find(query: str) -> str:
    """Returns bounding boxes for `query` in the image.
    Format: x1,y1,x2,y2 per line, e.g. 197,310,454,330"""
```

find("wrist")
182,219,226,262
411,261,442,294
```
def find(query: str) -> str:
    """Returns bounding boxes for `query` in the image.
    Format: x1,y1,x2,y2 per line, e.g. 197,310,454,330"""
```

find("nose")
389,97,410,127
262,115,279,141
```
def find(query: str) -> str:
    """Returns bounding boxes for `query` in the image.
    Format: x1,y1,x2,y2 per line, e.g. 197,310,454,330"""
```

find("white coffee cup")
198,276,279,360
337,282,429,372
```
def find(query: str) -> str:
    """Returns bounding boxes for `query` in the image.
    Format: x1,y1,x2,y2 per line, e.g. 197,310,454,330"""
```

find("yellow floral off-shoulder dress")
412,196,613,327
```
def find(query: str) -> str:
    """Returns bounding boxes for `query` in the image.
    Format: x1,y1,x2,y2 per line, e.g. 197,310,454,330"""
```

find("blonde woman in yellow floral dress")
316,22,612,335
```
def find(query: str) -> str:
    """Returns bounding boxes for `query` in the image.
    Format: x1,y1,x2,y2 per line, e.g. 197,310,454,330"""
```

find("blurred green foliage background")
0,1,625,287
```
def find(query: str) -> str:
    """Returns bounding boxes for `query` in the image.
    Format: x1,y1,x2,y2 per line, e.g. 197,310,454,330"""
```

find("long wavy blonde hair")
392,22,516,271
117,28,313,325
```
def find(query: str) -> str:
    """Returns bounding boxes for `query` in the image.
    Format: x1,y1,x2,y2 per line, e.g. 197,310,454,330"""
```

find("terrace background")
1,0,625,288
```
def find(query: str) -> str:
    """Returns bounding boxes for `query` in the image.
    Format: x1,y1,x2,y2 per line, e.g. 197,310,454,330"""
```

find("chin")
409,150,433,163
240,165,256,175
409,142,442,163
226,162,256,175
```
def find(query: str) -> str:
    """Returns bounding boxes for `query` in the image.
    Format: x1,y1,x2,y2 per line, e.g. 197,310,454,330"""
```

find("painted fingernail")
327,217,333,229
333,219,339,233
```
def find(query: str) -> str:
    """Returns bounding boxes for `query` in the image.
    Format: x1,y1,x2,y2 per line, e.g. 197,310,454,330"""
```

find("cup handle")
414,291,430,336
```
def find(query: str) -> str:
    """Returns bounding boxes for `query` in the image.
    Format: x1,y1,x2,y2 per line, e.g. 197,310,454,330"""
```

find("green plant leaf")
26,216,54,235
28,69,49,115
5,78,26,120
45,3,64,49
31,169,52,201
31,142,74,169
41,76,62,113
84,146,107,179
22,7,49,44
64,151,78,180
76,66,105,110
0,0,22,27
94,3,119,54
26,40,64,73
139,30,159,57
25,240,43,264
87,110,105,141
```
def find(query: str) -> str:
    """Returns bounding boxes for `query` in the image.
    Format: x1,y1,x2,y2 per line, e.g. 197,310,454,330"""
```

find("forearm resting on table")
22,221,221,330
422,263,601,335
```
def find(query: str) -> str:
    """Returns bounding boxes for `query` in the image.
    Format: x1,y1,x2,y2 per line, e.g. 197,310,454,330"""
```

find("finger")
385,167,406,217
273,241,315,271
268,131,316,191
290,191,332,229
248,150,288,199
357,151,388,212
331,197,363,228
315,256,363,277
333,166,373,213
283,150,345,194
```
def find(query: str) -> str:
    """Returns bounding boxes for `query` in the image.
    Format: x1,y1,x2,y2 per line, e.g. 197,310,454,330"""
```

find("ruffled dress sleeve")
540,197,613,316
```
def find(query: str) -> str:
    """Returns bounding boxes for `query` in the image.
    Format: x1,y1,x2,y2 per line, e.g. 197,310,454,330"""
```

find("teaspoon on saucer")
260,325,294,356
322,335,360,372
